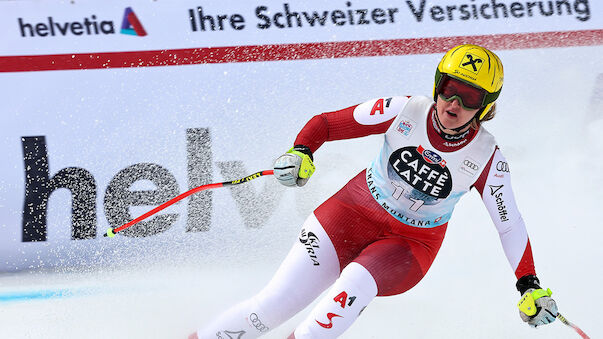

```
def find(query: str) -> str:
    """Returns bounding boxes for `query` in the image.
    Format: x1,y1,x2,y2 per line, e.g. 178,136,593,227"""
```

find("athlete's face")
435,96,479,134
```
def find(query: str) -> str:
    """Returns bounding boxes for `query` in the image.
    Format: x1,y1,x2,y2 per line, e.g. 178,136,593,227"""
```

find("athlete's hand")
516,275,558,327
273,145,315,187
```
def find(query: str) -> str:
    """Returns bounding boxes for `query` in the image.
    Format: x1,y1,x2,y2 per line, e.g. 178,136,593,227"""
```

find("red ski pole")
557,313,590,339
103,170,274,237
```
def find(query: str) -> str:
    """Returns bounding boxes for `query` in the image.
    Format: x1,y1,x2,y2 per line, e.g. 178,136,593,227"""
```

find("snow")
1,46,602,339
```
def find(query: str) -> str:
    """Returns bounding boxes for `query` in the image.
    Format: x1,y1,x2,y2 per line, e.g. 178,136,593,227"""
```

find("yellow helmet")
433,44,504,120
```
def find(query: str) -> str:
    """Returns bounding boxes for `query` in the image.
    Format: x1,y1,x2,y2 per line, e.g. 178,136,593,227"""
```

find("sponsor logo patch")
418,145,447,168
496,161,509,173
459,157,480,176
216,330,246,339
316,313,342,329
248,313,269,333
488,184,509,222
299,228,320,266
459,52,484,74
388,145,452,200
489,184,503,195
396,118,415,137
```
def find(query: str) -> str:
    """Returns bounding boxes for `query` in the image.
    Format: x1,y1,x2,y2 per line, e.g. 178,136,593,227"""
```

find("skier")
190,44,558,338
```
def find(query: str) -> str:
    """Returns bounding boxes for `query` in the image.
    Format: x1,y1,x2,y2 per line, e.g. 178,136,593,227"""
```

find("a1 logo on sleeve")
353,97,402,125
369,98,388,115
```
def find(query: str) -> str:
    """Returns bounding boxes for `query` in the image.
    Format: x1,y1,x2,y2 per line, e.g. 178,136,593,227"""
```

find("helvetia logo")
120,7,147,36
17,8,146,38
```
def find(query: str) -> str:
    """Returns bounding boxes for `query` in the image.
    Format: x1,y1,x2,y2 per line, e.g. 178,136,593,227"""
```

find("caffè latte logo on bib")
388,145,452,200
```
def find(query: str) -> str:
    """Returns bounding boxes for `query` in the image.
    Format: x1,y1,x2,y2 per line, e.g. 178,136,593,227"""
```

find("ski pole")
557,312,590,339
103,170,274,237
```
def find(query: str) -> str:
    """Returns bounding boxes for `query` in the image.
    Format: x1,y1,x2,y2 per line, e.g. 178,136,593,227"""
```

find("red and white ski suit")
196,96,536,339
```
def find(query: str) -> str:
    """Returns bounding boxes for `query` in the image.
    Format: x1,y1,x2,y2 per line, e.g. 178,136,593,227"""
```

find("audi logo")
249,313,269,333
463,160,478,170
496,161,510,172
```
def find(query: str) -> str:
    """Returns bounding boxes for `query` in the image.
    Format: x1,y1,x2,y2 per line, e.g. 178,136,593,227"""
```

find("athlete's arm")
472,148,536,279
294,96,410,153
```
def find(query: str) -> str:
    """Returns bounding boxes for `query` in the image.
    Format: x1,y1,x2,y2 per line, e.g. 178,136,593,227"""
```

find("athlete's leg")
354,237,430,296
194,213,340,338
291,262,378,339
289,234,443,338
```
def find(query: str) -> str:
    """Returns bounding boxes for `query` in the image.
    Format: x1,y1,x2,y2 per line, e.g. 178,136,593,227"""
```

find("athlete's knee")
249,289,297,329
339,262,378,295
293,263,378,338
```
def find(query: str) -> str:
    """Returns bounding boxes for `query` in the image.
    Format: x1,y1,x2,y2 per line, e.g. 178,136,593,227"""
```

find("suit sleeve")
473,148,536,279
294,96,410,153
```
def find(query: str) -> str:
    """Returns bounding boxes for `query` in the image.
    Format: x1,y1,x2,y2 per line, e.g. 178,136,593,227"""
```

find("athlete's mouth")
446,111,457,117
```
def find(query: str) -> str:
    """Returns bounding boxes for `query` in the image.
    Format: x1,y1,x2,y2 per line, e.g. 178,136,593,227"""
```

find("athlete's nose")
449,97,462,109
445,97,463,112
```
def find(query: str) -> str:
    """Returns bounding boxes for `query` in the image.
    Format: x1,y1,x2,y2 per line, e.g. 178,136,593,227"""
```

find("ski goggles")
436,75,487,110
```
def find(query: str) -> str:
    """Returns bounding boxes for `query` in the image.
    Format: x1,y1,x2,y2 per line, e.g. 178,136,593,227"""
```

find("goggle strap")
483,90,500,105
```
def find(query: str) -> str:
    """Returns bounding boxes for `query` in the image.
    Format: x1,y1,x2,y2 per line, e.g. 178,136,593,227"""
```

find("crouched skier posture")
191,44,558,338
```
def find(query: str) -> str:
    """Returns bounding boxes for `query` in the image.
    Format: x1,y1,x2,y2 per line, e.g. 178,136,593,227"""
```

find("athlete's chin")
439,118,464,131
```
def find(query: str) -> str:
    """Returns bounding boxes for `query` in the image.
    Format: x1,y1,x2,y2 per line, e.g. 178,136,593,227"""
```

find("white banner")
1,0,601,55
0,0,601,272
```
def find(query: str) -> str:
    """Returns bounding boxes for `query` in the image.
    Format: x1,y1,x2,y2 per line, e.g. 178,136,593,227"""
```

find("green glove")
516,275,558,328
273,145,315,187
